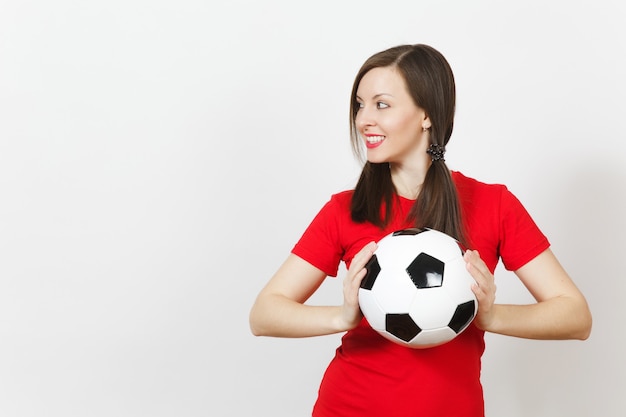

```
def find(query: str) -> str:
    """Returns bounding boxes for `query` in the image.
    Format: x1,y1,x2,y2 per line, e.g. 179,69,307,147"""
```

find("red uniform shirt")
292,171,550,417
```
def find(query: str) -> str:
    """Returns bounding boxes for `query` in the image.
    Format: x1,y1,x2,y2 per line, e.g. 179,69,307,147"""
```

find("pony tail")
410,162,468,247
351,162,394,227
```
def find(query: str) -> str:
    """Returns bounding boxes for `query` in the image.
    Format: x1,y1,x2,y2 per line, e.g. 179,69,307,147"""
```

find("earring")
422,127,429,132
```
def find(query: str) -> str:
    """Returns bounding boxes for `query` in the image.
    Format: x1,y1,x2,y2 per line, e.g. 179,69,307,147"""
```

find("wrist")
474,304,500,333
333,306,362,333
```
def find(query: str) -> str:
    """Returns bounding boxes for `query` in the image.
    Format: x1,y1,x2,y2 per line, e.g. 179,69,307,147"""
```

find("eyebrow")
356,93,394,100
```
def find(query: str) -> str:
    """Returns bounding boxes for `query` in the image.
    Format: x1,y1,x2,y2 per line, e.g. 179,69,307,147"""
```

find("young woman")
249,44,592,417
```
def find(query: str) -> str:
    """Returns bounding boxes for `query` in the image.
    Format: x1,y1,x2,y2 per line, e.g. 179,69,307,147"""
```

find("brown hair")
349,44,467,245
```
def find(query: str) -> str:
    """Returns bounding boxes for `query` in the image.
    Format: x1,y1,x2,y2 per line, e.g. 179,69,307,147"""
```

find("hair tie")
426,143,446,162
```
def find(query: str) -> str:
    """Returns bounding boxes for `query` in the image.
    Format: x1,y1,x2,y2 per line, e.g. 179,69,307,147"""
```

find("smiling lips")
365,135,385,149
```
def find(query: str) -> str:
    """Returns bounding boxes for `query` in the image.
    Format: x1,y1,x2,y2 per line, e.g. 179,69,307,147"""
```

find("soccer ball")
358,228,477,348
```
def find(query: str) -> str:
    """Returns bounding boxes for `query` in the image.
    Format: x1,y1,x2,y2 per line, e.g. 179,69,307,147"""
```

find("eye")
376,101,389,109
355,101,364,109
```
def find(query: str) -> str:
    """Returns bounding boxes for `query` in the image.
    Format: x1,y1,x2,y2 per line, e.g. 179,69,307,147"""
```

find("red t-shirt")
292,171,550,417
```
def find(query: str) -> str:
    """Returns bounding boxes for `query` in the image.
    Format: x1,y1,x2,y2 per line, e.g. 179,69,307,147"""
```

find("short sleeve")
291,195,347,277
499,187,550,271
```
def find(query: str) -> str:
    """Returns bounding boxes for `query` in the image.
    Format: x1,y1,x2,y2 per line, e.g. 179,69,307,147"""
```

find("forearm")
483,296,592,340
249,294,349,338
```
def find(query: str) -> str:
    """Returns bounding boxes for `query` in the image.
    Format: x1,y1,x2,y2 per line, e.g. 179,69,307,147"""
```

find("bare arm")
467,248,592,340
249,242,377,338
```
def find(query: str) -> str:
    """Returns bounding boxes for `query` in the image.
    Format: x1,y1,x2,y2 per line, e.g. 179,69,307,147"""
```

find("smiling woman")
249,43,592,417
2,1,623,416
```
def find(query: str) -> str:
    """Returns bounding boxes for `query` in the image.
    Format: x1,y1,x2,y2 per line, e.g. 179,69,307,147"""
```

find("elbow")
249,311,261,337
249,317,259,336
249,321,264,337
572,299,593,341
577,309,593,341
248,304,267,337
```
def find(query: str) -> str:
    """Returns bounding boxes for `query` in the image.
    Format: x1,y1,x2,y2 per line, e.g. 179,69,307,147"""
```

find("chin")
367,158,389,165
366,153,389,165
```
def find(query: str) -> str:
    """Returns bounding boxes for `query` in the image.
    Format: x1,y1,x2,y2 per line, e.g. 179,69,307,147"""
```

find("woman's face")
355,66,430,165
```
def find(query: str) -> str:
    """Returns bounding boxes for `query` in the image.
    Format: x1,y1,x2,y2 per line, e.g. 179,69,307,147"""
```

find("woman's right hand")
340,241,378,330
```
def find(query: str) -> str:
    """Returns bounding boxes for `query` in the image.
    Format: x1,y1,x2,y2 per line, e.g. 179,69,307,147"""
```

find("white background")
1,0,625,416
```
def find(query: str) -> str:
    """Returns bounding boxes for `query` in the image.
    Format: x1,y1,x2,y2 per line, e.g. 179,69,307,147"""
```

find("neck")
390,161,431,200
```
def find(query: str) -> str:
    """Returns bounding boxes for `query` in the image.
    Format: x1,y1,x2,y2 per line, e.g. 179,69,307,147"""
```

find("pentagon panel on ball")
358,228,478,348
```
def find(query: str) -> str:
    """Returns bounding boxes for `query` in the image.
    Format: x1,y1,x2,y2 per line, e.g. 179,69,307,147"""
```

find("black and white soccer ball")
358,228,477,349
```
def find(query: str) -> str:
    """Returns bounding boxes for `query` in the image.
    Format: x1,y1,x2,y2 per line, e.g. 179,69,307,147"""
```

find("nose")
356,105,375,131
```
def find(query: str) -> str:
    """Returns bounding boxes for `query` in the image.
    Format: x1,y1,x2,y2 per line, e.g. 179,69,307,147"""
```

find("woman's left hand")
464,250,497,331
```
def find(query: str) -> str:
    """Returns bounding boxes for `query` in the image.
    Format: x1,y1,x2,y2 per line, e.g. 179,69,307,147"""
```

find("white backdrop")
1,0,625,416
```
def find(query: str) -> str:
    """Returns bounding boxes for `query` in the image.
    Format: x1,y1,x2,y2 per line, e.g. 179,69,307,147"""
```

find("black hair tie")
426,143,446,162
